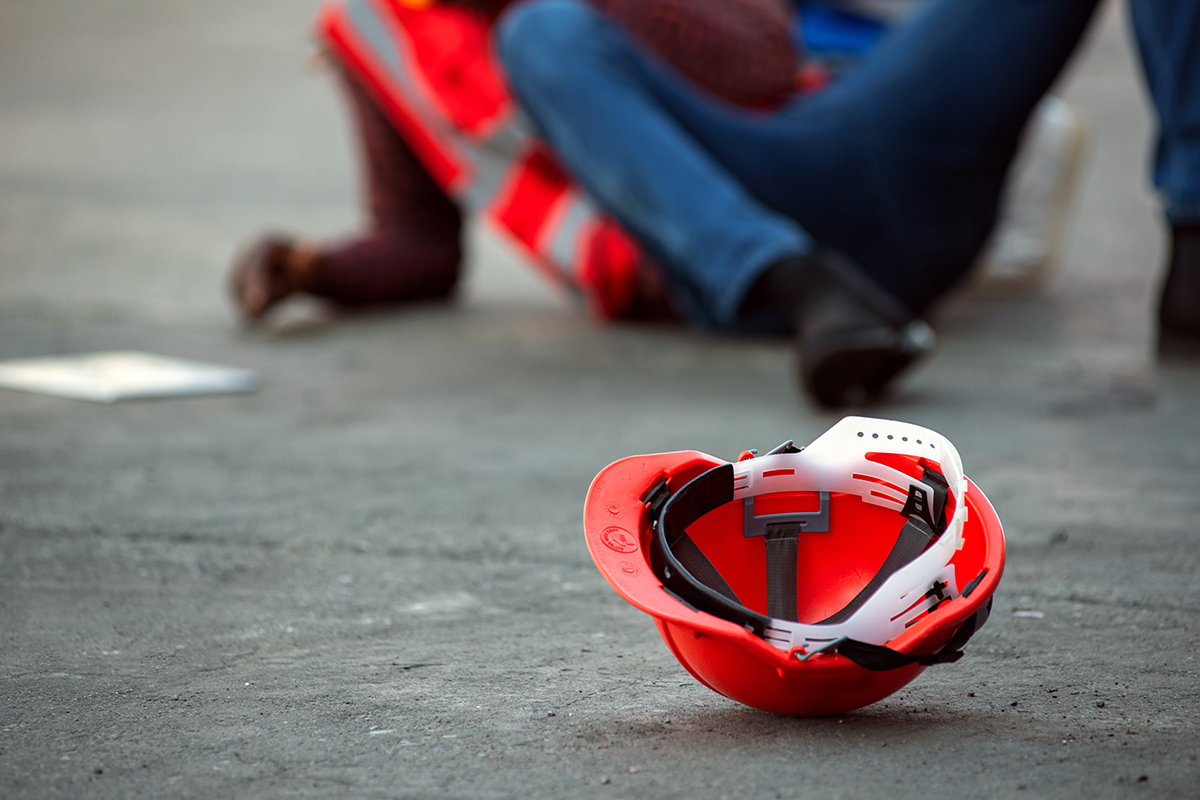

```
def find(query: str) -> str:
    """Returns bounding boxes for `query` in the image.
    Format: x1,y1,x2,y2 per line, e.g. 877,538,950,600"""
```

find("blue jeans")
497,0,1099,329
1131,1,1200,226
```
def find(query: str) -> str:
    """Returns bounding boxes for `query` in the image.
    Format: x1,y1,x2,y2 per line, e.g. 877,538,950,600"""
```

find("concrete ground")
1,0,1197,797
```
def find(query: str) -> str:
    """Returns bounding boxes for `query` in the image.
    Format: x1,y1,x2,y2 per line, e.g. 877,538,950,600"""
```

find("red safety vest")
317,0,644,318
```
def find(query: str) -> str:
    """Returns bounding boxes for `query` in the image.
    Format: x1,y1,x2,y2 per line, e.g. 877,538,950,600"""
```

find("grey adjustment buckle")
743,491,830,538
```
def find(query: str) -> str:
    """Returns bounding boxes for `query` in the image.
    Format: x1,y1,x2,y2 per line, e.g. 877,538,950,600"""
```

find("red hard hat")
583,416,1005,716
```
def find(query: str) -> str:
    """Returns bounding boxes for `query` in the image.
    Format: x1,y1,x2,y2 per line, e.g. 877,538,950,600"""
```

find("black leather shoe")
1159,225,1200,356
795,254,935,408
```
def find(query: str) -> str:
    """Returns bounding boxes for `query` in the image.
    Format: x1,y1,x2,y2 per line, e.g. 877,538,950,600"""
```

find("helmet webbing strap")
817,468,947,625
765,527,802,621
671,534,742,606
755,470,944,624
650,462,965,669
817,515,936,625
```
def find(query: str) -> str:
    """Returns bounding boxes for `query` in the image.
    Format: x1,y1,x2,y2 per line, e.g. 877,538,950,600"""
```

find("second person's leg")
1130,0,1200,348
626,0,1102,312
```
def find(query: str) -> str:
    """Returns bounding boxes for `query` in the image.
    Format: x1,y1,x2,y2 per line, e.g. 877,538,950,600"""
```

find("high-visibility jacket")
318,0,645,318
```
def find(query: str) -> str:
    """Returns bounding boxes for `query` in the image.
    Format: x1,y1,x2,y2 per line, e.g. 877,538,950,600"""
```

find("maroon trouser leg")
307,74,463,305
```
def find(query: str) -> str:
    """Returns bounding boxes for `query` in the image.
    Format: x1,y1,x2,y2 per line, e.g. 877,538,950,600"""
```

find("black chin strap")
833,593,992,671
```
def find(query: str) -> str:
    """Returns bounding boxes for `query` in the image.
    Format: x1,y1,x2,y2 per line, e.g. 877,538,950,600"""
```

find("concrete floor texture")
1,0,1198,797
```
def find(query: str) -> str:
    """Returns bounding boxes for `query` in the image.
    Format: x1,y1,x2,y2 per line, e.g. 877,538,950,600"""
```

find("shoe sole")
803,321,935,409
1158,329,1200,360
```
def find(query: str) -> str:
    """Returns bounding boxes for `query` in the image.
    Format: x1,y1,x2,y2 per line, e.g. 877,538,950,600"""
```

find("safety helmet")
583,416,1004,716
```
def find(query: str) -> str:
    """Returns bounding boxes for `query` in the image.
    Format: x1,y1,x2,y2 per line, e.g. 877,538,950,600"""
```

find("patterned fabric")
454,0,800,105
590,0,798,106
309,74,463,305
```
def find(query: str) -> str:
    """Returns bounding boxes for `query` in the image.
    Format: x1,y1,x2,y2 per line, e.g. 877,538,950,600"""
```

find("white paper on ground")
0,351,260,403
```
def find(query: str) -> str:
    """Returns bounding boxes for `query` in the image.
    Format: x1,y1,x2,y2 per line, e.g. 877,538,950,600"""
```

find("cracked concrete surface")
1,0,1198,797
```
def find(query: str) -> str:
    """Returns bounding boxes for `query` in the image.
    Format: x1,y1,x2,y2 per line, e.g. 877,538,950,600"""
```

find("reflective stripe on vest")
318,0,641,301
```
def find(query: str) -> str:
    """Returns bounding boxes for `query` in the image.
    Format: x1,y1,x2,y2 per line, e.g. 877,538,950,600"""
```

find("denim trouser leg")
1130,0,1200,226
498,0,1099,319
496,1,813,329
